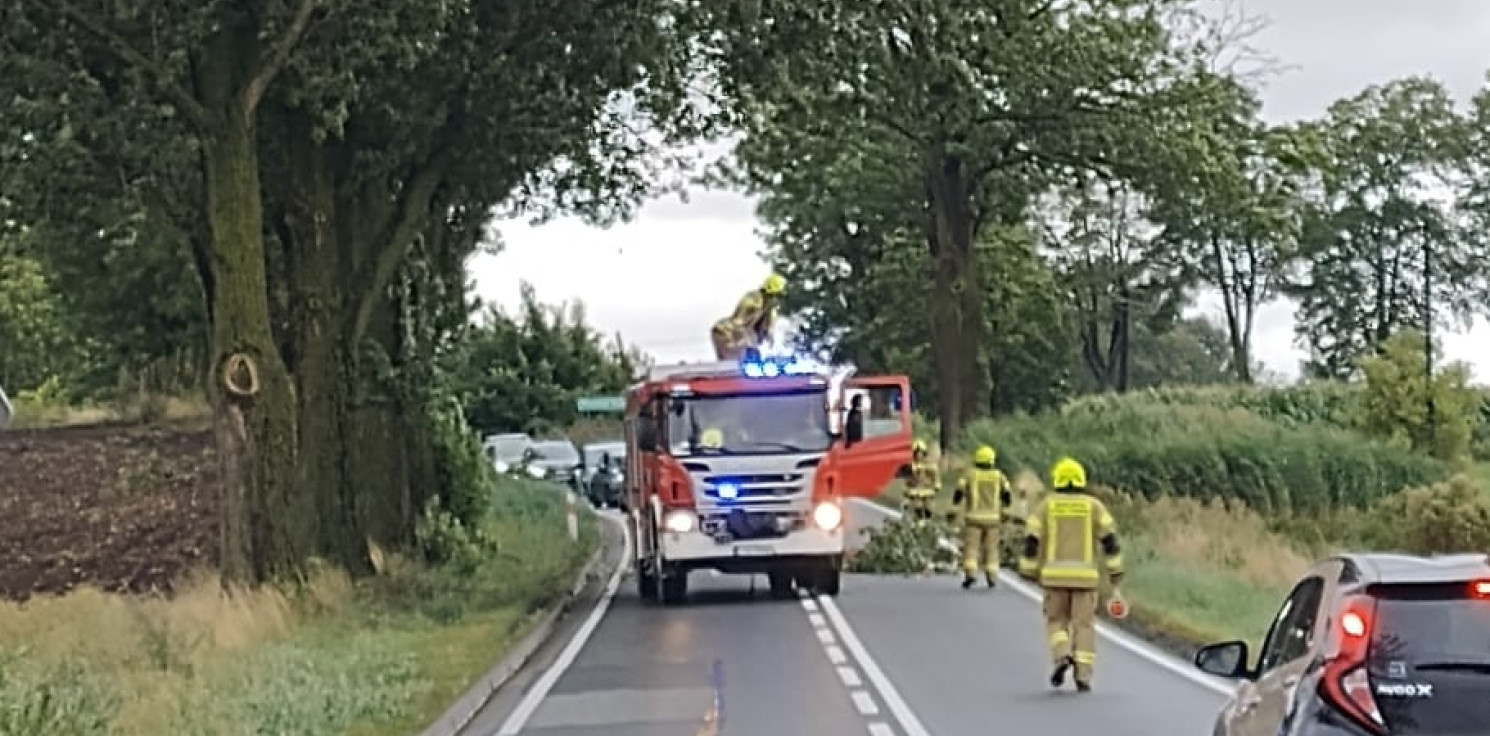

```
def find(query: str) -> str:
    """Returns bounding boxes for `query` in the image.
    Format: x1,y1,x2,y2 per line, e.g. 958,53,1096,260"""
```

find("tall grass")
0,478,595,736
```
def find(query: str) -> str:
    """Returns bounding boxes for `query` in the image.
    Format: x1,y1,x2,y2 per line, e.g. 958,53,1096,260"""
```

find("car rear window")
1368,582,1490,734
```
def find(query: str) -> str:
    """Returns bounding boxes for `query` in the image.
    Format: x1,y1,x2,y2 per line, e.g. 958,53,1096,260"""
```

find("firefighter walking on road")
902,440,939,522
1018,457,1124,692
952,445,1011,589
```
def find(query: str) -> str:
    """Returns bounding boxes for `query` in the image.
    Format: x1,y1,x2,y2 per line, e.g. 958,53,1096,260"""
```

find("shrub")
1357,330,1481,462
965,399,1448,514
1060,381,1362,430
1362,475,1490,555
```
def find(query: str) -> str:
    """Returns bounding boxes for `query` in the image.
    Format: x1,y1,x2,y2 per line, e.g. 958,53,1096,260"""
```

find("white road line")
837,665,863,687
826,645,848,665
848,498,1235,696
808,612,827,628
868,723,895,736
816,627,837,645
802,597,820,612
850,690,880,715
816,594,933,736
496,513,631,735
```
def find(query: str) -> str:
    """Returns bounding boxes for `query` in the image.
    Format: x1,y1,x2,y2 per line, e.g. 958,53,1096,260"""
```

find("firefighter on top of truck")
711,274,786,360
1017,457,1125,693
952,445,1012,589
901,440,939,522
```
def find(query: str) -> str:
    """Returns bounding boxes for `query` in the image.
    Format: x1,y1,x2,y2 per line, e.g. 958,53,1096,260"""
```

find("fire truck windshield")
667,389,831,456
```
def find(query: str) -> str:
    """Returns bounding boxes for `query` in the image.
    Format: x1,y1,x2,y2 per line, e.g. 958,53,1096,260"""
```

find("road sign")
576,395,625,413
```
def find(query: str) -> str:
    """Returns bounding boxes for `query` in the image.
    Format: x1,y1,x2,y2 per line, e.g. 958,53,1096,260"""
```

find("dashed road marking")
799,590,898,735
816,593,932,736
837,665,862,687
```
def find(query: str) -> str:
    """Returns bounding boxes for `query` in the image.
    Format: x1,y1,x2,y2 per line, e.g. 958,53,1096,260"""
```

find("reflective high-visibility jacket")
1018,490,1123,590
712,289,776,342
907,461,940,492
956,467,1010,524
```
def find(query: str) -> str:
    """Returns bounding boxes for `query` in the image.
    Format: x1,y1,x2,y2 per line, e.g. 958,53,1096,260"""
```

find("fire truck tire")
768,571,795,599
660,570,688,605
637,563,657,601
808,560,841,597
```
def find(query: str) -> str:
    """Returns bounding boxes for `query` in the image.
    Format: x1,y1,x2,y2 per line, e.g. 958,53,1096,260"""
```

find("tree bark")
924,150,991,449
199,104,309,583
279,116,374,574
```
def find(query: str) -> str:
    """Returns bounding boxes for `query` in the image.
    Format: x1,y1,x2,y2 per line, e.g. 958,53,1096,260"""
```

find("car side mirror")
1194,640,1251,680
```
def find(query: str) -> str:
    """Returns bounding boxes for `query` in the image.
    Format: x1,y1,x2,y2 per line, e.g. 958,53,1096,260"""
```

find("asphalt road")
463,500,1236,736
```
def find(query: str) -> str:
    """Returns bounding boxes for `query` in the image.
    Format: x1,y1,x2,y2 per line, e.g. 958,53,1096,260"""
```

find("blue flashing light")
741,355,817,378
717,483,740,500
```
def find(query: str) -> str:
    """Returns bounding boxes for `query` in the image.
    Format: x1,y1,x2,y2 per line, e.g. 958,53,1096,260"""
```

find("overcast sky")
471,0,1490,381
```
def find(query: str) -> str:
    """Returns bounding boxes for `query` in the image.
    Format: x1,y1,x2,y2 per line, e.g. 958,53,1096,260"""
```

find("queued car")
525,439,584,490
1194,551,1490,736
483,433,533,475
581,440,626,508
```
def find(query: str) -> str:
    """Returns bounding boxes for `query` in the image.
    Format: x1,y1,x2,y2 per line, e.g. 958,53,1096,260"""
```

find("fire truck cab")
623,355,913,605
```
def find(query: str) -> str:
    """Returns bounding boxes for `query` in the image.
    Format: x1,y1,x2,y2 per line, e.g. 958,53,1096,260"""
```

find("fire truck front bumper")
656,507,846,572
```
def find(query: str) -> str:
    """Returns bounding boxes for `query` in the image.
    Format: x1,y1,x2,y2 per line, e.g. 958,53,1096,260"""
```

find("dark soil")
0,422,217,601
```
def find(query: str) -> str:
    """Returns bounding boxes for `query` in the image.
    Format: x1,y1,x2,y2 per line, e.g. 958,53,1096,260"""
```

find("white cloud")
476,1,1490,383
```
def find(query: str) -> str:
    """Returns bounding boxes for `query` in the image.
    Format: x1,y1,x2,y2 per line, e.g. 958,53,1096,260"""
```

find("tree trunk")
924,151,991,449
280,119,373,574
200,108,310,583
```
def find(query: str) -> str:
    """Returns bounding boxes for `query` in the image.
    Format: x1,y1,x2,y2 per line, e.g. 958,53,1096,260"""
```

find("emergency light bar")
741,355,817,378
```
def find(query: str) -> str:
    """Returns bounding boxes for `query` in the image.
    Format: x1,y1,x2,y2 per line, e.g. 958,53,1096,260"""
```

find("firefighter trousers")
960,520,999,575
1043,587,1099,684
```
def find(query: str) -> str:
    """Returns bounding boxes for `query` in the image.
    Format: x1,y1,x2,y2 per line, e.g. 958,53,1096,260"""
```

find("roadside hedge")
964,399,1449,515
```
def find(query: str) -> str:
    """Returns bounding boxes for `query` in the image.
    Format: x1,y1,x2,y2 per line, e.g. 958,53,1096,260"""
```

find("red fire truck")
622,355,913,605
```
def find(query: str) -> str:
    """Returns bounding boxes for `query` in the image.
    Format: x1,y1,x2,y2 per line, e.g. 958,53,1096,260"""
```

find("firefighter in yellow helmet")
1018,457,1124,693
710,274,786,360
952,444,1012,589
901,440,939,522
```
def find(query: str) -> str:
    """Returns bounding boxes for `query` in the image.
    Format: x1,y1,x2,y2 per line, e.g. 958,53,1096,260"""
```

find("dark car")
581,441,626,509
526,439,583,490
1194,551,1490,736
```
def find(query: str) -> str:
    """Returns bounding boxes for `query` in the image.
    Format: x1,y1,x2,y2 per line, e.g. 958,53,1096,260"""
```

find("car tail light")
1319,595,1385,735
1471,580,1490,598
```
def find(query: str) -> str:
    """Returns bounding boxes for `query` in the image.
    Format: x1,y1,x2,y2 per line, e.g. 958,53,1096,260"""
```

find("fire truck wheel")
660,570,688,605
809,562,842,597
637,564,658,601
767,571,795,599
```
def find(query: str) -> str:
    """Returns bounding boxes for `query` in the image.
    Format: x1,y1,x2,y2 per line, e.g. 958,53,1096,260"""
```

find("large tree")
710,0,1227,447
2,0,714,581
1287,77,1485,379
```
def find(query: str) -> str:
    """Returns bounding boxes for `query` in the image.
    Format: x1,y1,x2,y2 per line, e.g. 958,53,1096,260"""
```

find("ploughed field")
0,423,216,601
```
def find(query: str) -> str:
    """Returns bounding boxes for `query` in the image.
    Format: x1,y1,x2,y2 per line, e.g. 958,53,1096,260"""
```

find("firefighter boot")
986,572,998,588
1076,680,1092,693
1050,656,1073,688
961,575,976,589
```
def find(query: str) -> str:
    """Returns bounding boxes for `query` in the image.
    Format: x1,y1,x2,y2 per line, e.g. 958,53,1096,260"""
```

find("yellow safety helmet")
699,428,724,449
762,273,786,296
912,439,928,454
973,445,996,466
1051,457,1087,490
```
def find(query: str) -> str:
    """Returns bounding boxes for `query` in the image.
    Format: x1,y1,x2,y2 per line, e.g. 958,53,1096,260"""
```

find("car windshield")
531,442,579,463
1369,582,1490,733
490,437,529,461
667,389,830,456
583,443,625,470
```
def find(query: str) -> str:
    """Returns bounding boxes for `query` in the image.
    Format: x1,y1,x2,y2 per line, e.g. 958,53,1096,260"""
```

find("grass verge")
0,478,597,736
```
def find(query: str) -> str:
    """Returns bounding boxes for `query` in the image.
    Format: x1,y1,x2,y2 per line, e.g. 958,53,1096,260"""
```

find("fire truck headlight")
812,501,843,531
663,510,696,534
